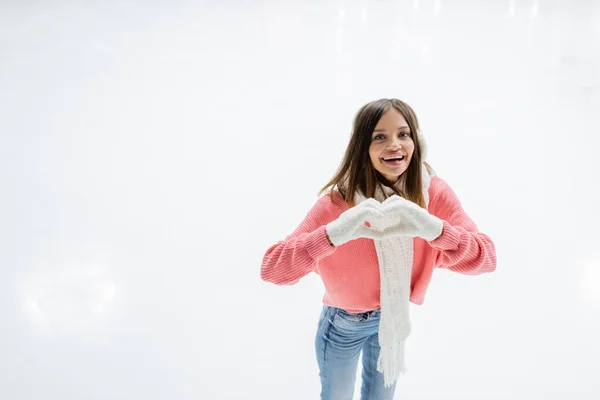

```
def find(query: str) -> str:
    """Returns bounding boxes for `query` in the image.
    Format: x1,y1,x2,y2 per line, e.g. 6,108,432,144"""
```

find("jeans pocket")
332,308,369,330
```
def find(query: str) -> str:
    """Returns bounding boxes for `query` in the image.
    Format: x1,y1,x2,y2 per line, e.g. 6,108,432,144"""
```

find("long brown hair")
318,98,433,208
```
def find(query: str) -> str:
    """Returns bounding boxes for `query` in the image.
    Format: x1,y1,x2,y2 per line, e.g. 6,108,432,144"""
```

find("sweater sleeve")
427,177,497,275
260,194,338,285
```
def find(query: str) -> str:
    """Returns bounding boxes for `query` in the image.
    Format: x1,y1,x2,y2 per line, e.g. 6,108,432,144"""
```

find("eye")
399,132,410,138
374,134,385,140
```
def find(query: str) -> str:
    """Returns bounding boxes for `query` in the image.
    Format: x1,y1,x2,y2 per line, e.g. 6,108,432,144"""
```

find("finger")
361,208,386,222
357,226,384,240
382,198,423,216
382,225,415,238
381,201,407,215
382,195,404,205
346,202,378,220
360,198,382,209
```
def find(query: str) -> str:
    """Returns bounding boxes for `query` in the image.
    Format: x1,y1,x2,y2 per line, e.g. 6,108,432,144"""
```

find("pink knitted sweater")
260,176,496,313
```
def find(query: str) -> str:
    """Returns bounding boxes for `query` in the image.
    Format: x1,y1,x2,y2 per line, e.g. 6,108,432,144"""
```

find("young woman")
261,98,497,400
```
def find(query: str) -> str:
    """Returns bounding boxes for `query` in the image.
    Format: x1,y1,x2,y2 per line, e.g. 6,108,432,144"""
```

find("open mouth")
382,155,405,165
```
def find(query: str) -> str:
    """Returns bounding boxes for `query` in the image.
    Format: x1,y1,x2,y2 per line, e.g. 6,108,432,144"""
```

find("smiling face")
368,107,415,185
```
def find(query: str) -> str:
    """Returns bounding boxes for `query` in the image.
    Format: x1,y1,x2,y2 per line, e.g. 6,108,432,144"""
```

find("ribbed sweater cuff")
428,220,460,250
305,225,337,260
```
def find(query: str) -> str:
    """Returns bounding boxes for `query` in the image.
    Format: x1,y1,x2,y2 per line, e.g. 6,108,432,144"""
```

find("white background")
1,0,599,399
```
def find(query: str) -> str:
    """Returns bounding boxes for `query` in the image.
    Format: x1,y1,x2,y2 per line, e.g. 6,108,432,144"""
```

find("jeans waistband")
330,305,381,321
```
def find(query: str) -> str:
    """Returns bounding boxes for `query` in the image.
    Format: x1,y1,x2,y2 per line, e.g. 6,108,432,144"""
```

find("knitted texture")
260,175,496,311
380,195,443,241
325,199,387,246
357,187,412,387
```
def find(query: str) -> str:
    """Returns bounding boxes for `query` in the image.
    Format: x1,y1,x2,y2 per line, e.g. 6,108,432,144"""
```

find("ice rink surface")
1,1,599,399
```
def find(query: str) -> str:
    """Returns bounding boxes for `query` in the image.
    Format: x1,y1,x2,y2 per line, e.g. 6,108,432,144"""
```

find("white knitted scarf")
354,163,433,387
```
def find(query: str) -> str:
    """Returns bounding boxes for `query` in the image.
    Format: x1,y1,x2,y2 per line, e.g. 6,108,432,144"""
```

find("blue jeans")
315,305,398,400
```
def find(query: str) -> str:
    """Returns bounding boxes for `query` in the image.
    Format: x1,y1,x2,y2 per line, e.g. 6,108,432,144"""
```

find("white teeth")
383,156,404,161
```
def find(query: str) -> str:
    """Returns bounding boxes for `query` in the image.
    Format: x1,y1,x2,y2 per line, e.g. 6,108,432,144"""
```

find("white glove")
325,199,387,246
379,195,443,241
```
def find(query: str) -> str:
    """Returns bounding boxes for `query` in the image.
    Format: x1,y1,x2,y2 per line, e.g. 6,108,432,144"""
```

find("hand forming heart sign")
325,195,443,247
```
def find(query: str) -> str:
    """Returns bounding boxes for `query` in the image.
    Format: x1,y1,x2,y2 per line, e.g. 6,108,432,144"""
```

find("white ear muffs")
417,131,427,161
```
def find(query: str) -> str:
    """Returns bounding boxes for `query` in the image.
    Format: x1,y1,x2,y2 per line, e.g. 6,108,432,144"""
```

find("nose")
387,136,403,150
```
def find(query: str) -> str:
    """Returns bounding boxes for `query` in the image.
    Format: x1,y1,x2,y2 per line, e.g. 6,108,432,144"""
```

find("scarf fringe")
377,340,408,388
